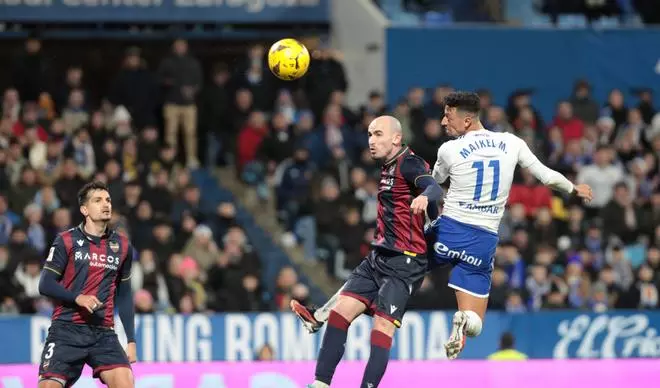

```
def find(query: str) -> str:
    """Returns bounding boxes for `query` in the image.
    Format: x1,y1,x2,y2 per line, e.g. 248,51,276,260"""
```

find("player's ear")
393,131,402,146
79,205,88,217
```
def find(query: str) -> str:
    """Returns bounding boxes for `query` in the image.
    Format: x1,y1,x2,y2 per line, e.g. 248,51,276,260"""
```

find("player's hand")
410,195,429,215
75,294,103,314
125,342,137,363
573,184,593,203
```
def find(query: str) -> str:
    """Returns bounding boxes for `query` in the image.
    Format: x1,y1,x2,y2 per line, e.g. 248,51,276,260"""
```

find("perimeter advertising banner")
2,360,659,388
0,311,659,364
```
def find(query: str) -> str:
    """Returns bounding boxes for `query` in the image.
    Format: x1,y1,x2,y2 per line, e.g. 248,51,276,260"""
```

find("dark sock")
361,329,393,387
315,310,350,384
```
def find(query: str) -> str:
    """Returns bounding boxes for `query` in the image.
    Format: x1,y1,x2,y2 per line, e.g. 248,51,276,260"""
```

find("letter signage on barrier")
0,0,329,23
0,311,659,364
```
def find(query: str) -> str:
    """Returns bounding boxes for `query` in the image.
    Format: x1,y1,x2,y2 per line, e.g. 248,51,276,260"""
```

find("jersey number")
471,160,500,201
44,343,55,359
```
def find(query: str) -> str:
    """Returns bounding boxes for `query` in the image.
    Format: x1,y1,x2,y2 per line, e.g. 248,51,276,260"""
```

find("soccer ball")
267,38,310,81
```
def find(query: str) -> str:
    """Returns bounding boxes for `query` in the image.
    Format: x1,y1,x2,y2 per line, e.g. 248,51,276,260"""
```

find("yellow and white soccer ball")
267,38,310,81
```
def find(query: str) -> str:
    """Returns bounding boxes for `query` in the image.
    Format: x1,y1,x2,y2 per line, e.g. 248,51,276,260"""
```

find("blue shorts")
426,216,497,298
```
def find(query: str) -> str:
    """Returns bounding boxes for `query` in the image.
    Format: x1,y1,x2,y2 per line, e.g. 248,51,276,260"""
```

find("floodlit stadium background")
1,0,660,387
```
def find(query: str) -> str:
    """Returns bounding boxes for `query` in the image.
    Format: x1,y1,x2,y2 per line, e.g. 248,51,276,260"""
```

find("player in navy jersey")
38,181,136,388
305,116,443,388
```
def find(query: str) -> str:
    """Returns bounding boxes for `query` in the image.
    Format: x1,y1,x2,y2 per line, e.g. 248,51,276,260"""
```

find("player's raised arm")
401,154,443,216
39,234,78,304
115,243,136,359
515,135,593,201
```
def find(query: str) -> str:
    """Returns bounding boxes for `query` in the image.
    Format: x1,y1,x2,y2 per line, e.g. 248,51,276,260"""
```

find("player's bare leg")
445,290,488,360
309,295,365,388
291,284,344,333
99,367,134,388
39,379,65,388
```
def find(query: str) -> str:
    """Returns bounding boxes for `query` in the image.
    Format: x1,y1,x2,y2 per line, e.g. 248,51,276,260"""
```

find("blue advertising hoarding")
386,27,660,121
0,0,328,23
1,311,659,364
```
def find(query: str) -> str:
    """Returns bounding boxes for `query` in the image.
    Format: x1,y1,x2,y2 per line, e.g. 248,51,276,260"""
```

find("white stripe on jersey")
433,129,573,233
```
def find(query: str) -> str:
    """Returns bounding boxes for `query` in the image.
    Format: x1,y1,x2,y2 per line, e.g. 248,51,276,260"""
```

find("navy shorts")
427,216,497,298
38,321,131,387
341,249,427,327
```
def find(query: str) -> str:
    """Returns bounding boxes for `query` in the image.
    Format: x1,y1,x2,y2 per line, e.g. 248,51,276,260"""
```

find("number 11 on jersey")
472,160,500,201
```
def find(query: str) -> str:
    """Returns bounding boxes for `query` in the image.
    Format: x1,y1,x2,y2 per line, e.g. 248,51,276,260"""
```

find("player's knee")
373,315,396,337
333,295,366,323
39,379,65,388
463,310,483,337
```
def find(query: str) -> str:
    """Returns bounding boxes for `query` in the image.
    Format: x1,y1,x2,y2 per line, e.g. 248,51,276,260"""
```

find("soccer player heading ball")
296,93,593,387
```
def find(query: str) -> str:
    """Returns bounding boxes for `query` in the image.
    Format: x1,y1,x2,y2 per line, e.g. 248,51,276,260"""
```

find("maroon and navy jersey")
43,225,134,328
372,147,431,255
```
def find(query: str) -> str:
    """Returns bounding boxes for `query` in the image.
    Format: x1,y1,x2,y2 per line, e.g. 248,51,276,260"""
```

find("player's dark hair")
78,181,110,206
444,91,481,114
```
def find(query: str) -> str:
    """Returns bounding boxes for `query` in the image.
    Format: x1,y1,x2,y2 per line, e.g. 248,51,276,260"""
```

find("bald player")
306,116,443,388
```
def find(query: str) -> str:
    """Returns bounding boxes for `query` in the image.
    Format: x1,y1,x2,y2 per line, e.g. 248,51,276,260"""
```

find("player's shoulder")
403,152,427,166
497,131,524,143
436,140,454,158
56,227,78,240
113,229,131,244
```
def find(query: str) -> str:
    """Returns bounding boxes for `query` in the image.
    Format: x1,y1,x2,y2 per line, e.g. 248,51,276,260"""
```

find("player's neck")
83,220,108,237
384,145,404,163
464,122,485,134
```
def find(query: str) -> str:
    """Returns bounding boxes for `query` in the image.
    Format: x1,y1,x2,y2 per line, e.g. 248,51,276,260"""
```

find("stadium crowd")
0,36,659,319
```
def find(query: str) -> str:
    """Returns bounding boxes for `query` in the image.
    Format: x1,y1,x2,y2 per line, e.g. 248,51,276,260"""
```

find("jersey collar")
77,222,114,244
383,145,409,167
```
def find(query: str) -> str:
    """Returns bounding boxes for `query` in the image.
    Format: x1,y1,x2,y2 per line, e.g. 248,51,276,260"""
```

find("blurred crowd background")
0,0,658,322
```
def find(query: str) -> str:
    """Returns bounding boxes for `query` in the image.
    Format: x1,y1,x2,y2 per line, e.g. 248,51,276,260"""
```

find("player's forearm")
39,269,78,303
528,162,574,194
426,201,439,220
416,176,443,202
116,280,136,342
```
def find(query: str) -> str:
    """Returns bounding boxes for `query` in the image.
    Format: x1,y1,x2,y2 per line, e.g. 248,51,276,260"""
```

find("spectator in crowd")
1,36,658,321
488,332,528,361
158,39,203,168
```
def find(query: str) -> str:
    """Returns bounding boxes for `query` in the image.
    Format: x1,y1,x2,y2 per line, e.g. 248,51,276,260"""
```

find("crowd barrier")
1,311,659,364
1,360,659,387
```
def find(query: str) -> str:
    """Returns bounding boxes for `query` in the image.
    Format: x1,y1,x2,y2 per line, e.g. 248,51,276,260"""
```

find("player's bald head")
368,115,404,160
370,115,403,137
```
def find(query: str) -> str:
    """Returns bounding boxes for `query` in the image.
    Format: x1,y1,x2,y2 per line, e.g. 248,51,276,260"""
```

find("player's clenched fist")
410,194,429,215
75,294,103,313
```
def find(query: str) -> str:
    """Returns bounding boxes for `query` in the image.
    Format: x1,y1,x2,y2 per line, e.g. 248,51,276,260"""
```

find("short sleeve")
400,155,431,185
43,234,70,277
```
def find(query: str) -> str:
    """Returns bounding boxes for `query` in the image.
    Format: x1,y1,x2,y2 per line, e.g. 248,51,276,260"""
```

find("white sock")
311,381,330,388
313,284,344,322
463,310,482,337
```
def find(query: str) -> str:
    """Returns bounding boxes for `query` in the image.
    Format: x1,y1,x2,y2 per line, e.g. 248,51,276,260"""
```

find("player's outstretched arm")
516,136,593,202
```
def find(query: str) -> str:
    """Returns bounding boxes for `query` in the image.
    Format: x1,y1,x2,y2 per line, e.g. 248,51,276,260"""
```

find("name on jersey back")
458,137,507,159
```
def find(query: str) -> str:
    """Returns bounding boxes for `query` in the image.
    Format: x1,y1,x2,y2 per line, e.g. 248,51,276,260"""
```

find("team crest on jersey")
109,241,119,253
42,360,49,370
